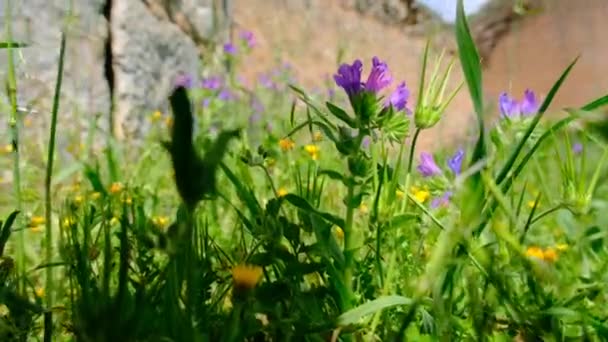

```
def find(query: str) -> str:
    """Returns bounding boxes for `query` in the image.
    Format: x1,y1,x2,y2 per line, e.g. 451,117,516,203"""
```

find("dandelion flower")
304,144,320,160
556,243,568,251
279,138,295,151
277,188,288,198
109,182,123,194
232,264,263,291
543,248,558,262
29,215,45,227
150,110,162,122
525,246,544,260
412,188,430,203
34,287,45,298
334,226,344,240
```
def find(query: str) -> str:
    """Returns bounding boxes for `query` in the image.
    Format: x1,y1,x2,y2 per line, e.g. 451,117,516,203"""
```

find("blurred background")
1,0,607,150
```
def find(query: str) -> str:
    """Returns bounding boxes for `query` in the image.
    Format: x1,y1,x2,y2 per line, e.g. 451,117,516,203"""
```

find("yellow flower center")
279,138,295,151
232,264,263,290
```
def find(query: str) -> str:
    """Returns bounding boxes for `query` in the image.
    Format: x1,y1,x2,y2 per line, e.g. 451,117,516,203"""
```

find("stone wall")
0,0,228,143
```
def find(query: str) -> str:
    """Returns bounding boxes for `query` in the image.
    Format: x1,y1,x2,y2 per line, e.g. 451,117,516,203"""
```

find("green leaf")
455,0,486,171
0,211,20,256
0,41,27,49
284,194,346,228
326,101,356,128
581,94,608,111
337,295,413,326
455,0,483,115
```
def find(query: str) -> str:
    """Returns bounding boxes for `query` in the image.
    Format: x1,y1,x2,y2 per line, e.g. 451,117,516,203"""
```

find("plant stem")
4,0,25,293
342,180,355,310
404,128,422,209
44,32,67,312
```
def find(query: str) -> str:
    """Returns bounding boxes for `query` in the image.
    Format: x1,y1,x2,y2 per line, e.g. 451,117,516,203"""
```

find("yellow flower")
359,203,369,214
29,215,45,227
232,264,263,290
34,287,45,298
74,195,84,205
527,200,539,208
152,216,169,228
556,243,568,252
277,188,288,198
395,189,405,200
121,194,133,205
411,187,430,203
266,158,276,167
525,246,544,260
90,192,101,200
165,116,174,129
304,144,319,160
334,226,344,240
109,217,120,226
62,217,76,229
1,144,13,154
543,247,558,262
150,110,162,122
31,225,43,233
279,138,295,151
313,131,323,142
109,182,123,194
0,304,9,317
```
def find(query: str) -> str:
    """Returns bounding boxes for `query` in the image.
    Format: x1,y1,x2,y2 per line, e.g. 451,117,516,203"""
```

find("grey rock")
0,0,109,140
111,0,200,140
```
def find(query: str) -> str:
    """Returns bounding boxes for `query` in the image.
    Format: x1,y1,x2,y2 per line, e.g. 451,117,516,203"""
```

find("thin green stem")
342,177,356,310
44,32,67,311
4,0,25,293
404,128,422,210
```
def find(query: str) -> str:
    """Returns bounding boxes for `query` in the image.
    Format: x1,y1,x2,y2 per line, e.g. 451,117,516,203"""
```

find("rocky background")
0,0,606,150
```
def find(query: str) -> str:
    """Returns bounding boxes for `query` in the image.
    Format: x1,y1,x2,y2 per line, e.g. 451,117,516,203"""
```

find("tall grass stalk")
44,31,67,318
4,0,26,293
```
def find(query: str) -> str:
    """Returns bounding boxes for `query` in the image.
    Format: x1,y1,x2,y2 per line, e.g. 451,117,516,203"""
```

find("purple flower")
239,30,256,48
201,76,222,90
499,89,540,118
431,191,453,209
223,42,237,55
572,142,583,154
328,88,336,99
258,74,275,89
202,98,211,108
387,81,410,113
499,92,519,118
251,97,265,114
249,113,261,125
447,149,464,175
520,89,539,116
417,152,442,177
174,73,193,88
218,89,235,101
361,136,371,150
364,57,392,94
334,59,364,97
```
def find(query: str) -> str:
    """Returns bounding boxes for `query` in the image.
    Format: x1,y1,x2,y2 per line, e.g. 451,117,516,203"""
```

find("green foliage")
1,2,608,341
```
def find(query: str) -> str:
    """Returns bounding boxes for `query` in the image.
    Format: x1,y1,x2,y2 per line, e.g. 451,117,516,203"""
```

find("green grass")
1,0,608,340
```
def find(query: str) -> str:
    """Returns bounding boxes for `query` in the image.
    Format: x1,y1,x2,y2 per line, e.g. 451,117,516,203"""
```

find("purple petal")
387,81,410,113
520,89,539,116
572,142,583,154
430,191,453,209
334,59,364,97
201,76,223,90
499,92,518,118
417,152,442,177
239,30,256,48
364,56,392,94
447,149,464,175
223,43,237,55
